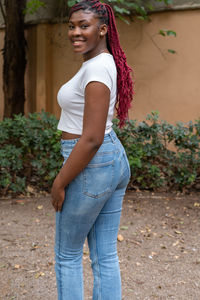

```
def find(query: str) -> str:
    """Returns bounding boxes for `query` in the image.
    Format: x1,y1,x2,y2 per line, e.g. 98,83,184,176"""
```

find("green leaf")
113,5,130,15
168,49,176,54
159,29,176,37
147,4,154,11
164,0,173,5
159,30,166,36
23,0,46,15
121,226,129,230
167,30,177,37
68,0,77,8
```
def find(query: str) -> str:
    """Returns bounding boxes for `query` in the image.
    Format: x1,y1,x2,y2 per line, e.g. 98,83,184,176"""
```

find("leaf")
120,226,129,230
68,0,77,7
35,271,45,278
113,5,130,15
168,49,176,54
117,234,124,242
166,233,176,238
166,30,177,37
195,259,200,265
159,29,176,38
159,30,166,36
0,265,6,269
14,264,21,269
31,245,39,250
27,185,34,193
24,0,46,15
37,205,43,210
173,240,179,246
147,4,154,11
137,16,147,21
174,230,182,235
164,0,173,5
194,202,200,207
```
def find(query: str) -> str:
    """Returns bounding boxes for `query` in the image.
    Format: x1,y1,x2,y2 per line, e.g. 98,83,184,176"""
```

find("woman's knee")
55,246,83,264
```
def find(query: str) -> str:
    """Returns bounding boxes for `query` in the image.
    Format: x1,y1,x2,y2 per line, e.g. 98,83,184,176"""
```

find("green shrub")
113,111,200,191
1,110,200,196
0,111,62,196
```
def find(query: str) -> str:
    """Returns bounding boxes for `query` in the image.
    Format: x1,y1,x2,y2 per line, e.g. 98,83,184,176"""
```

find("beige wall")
1,9,200,123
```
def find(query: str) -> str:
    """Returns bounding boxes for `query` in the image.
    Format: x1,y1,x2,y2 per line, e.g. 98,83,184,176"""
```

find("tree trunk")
3,0,27,118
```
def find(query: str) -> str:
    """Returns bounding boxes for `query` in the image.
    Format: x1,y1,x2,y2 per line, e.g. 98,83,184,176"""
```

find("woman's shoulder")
82,53,116,73
80,53,117,91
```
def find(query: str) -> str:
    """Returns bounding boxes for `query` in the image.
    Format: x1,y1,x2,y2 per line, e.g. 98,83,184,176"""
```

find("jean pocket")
83,159,114,199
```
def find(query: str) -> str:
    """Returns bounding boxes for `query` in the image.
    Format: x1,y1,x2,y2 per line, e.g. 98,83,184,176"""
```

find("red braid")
104,4,134,127
69,0,134,127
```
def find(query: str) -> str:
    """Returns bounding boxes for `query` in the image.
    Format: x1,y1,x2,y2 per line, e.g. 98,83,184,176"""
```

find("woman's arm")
51,81,110,211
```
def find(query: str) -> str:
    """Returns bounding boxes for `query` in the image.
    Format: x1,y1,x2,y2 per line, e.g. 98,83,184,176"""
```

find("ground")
0,191,200,300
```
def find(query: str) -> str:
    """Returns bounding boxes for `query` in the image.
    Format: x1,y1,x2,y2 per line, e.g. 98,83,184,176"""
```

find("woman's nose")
73,26,81,36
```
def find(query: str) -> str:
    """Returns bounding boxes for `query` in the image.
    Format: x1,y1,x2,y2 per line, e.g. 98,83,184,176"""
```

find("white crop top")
57,53,117,134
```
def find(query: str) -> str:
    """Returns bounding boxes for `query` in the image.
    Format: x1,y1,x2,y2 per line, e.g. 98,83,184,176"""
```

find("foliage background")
1,111,200,196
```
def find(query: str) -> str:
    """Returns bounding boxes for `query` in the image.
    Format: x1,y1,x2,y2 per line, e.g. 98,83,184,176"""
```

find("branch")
0,0,6,24
145,31,166,61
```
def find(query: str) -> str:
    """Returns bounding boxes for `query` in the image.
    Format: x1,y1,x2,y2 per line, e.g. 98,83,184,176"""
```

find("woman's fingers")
57,201,63,212
51,184,65,212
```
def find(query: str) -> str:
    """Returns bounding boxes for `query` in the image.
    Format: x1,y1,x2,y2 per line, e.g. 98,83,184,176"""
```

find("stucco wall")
1,9,200,124
122,9,200,122
1,0,200,26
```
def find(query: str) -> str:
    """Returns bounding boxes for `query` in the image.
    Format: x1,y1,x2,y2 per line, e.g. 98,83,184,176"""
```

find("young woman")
51,0,134,299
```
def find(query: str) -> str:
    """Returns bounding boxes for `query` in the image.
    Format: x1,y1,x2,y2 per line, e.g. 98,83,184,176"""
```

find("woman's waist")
61,129,119,150
61,131,81,140
61,126,113,140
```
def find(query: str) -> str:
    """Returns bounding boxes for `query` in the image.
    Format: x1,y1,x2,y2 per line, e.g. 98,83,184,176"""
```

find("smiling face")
68,10,108,61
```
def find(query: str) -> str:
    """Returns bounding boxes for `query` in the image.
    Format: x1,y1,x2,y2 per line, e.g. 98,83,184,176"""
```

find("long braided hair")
69,0,134,127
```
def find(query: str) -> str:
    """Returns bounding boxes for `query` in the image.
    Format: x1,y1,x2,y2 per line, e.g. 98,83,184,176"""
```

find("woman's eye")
81,24,89,29
68,25,74,30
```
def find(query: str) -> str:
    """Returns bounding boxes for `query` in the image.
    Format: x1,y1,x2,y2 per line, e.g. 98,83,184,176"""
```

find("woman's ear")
99,24,108,37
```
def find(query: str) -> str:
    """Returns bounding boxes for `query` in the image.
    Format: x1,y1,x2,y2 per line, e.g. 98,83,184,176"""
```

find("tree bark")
3,0,27,118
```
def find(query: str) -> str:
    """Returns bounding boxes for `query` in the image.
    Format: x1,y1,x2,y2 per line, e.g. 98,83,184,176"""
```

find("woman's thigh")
87,164,130,258
55,132,130,254
55,149,117,254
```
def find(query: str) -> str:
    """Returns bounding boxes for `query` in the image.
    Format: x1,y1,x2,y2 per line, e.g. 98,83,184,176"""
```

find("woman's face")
68,10,106,60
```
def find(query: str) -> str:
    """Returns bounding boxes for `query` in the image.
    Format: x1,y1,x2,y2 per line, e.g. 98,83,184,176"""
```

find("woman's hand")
51,176,65,212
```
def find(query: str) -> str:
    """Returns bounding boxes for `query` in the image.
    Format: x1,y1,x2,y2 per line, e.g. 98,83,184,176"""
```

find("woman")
51,0,134,299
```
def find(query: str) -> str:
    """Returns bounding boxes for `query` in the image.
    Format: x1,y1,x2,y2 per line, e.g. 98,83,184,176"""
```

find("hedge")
1,111,200,196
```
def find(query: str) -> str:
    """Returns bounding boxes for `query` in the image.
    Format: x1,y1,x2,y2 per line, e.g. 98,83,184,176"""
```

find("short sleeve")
82,62,113,92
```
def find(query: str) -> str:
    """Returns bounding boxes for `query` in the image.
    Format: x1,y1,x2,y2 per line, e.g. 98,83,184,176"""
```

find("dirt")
0,191,200,300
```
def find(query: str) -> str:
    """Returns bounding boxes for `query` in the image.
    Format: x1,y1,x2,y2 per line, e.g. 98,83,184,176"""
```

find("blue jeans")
54,130,130,300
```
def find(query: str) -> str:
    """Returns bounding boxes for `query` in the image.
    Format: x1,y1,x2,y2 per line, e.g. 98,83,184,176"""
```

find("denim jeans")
54,130,130,300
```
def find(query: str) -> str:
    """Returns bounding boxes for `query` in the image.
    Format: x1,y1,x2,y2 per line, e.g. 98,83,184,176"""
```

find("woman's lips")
72,40,85,46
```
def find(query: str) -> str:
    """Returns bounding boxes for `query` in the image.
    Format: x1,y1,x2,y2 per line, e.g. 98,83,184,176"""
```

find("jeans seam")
108,131,116,144
93,224,102,300
58,212,63,300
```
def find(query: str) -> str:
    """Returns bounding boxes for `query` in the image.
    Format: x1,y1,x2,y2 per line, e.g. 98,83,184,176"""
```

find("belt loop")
109,130,115,144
